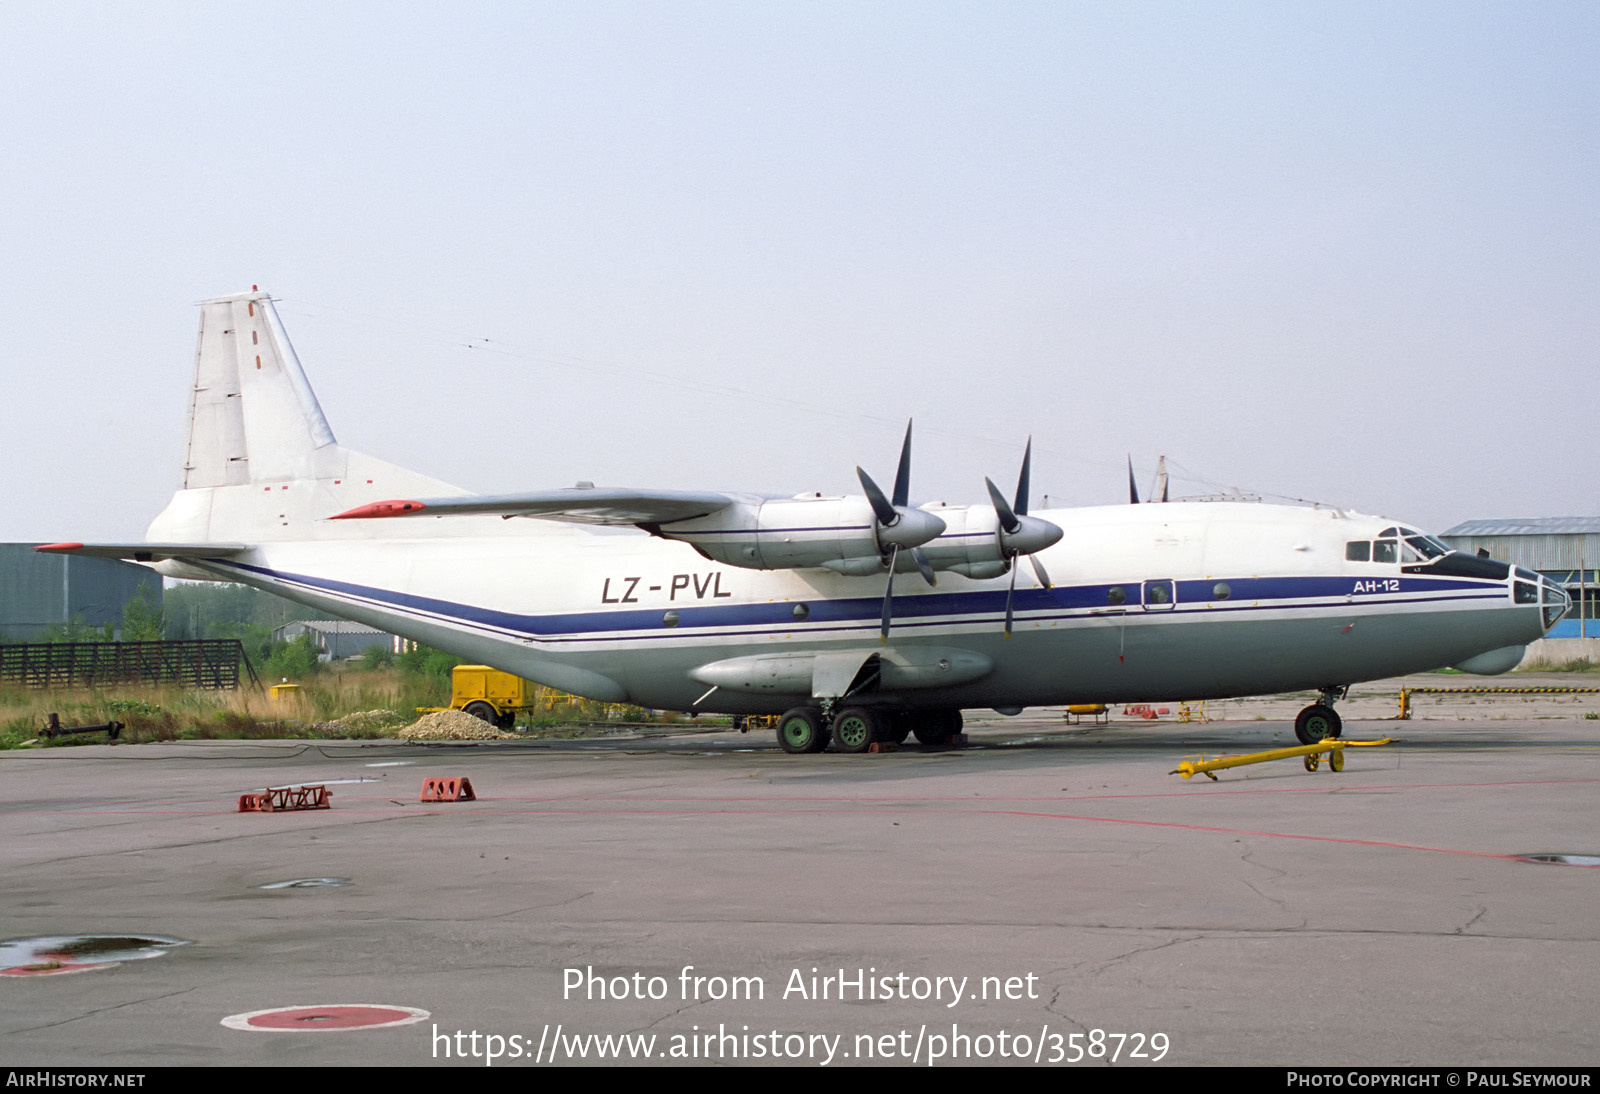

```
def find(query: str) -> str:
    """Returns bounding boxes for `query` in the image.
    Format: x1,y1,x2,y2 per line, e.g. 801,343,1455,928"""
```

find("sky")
2,1,1595,542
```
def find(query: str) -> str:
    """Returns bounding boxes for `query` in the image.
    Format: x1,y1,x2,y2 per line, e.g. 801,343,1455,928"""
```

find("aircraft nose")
1541,577,1571,633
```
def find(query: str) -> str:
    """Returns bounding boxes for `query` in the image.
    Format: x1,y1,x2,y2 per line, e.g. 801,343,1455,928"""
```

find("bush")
397,643,461,680
262,632,322,681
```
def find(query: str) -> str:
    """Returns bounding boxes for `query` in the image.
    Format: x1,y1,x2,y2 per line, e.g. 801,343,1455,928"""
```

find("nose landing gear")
1294,686,1348,745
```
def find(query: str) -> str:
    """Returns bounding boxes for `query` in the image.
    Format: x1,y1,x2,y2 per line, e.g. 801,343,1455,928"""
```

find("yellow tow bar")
1171,738,1392,781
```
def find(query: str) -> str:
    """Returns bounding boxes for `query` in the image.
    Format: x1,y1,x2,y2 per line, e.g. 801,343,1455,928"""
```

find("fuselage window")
1147,582,1171,604
1213,582,1231,600
1346,541,1371,562
1373,539,1398,564
1106,586,1126,605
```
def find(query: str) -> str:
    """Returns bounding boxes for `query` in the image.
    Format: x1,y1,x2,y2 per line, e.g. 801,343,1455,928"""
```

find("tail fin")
182,289,338,488
148,289,462,543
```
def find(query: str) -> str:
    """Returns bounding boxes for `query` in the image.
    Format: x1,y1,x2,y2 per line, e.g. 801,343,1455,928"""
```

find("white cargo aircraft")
41,290,1568,753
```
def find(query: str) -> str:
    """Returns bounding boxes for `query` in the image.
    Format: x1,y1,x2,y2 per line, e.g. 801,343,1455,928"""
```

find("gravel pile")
398,709,518,740
319,709,406,733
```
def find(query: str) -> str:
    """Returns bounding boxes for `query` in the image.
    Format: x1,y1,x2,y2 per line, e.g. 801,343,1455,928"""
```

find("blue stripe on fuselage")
214,560,1506,644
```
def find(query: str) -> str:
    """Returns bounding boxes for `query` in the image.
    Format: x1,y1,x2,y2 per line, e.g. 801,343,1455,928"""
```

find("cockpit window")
1352,530,1452,566
1404,536,1447,561
1543,581,1570,629
1515,582,1539,604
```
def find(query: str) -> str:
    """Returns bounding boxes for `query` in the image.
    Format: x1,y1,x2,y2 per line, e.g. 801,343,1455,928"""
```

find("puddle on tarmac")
0,934,191,975
255,878,351,889
1514,853,1600,867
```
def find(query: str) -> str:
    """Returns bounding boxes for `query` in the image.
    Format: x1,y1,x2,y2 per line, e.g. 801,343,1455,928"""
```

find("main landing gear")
773,706,963,754
1294,686,1347,746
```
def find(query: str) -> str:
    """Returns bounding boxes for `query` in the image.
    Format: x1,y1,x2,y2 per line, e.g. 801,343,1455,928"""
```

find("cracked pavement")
2,700,1597,1066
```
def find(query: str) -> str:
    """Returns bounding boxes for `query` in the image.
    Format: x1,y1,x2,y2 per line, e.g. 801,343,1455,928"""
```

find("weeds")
0,663,693,748
0,664,448,748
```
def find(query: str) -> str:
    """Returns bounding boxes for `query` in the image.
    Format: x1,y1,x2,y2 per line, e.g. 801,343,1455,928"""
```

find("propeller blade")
1127,456,1141,504
860,422,946,551
892,420,913,508
1014,438,1032,517
1030,552,1051,589
1003,556,1018,637
985,477,1020,535
880,545,899,640
912,547,936,587
857,466,897,527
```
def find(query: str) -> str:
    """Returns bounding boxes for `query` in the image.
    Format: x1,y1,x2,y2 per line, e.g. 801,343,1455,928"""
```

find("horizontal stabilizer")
330,488,738,527
35,542,249,562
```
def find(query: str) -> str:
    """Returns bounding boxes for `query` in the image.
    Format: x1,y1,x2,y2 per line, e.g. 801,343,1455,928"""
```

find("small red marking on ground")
222,1004,429,1032
1,961,113,977
246,1005,415,1030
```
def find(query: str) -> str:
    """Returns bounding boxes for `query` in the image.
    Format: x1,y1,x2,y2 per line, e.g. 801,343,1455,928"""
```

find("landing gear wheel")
913,709,963,746
831,707,880,754
464,701,498,726
777,707,827,755
1328,747,1344,773
1303,754,1320,772
1294,703,1342,745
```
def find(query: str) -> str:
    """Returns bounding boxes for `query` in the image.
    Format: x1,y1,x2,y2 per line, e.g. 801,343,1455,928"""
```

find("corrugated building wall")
1439,518,1600,573
0,544,161,640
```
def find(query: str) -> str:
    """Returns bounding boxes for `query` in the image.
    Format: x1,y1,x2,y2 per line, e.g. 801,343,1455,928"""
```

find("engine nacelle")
912,504,1011,579
654,495,1057,579
656,495,897,571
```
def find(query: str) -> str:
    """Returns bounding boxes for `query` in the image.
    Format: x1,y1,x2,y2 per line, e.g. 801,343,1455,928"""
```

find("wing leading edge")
329,488,740,527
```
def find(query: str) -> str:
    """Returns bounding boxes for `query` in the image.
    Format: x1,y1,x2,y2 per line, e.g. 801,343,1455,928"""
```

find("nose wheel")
1294,703,1343,745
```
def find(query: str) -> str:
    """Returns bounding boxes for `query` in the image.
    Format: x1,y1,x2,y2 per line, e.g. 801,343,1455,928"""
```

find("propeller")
1128,455,1169,504
985,439,1063,636
857,421,945,640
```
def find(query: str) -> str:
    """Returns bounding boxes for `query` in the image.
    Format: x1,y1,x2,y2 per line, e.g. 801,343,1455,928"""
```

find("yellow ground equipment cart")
429,665,539,729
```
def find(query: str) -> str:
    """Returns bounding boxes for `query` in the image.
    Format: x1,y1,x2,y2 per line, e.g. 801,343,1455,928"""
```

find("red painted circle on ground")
223,1004,428,1032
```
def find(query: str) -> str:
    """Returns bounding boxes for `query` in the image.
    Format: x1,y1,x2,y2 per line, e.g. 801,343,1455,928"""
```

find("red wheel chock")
420,777,476,802
238,785,331,812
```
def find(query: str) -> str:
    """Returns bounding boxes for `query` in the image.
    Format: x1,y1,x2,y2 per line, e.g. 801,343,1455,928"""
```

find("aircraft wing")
329,488,739,527
34,542,250,561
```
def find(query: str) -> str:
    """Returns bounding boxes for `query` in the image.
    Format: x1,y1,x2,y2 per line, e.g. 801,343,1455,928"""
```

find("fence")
0,640,260,690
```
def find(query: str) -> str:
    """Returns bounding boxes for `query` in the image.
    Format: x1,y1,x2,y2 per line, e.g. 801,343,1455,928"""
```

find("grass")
0,664,709,749
1518,657,1600,673
0,663,443,748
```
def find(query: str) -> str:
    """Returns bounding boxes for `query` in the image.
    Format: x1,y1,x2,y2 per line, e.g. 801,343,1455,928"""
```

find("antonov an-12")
41,290,1568,753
